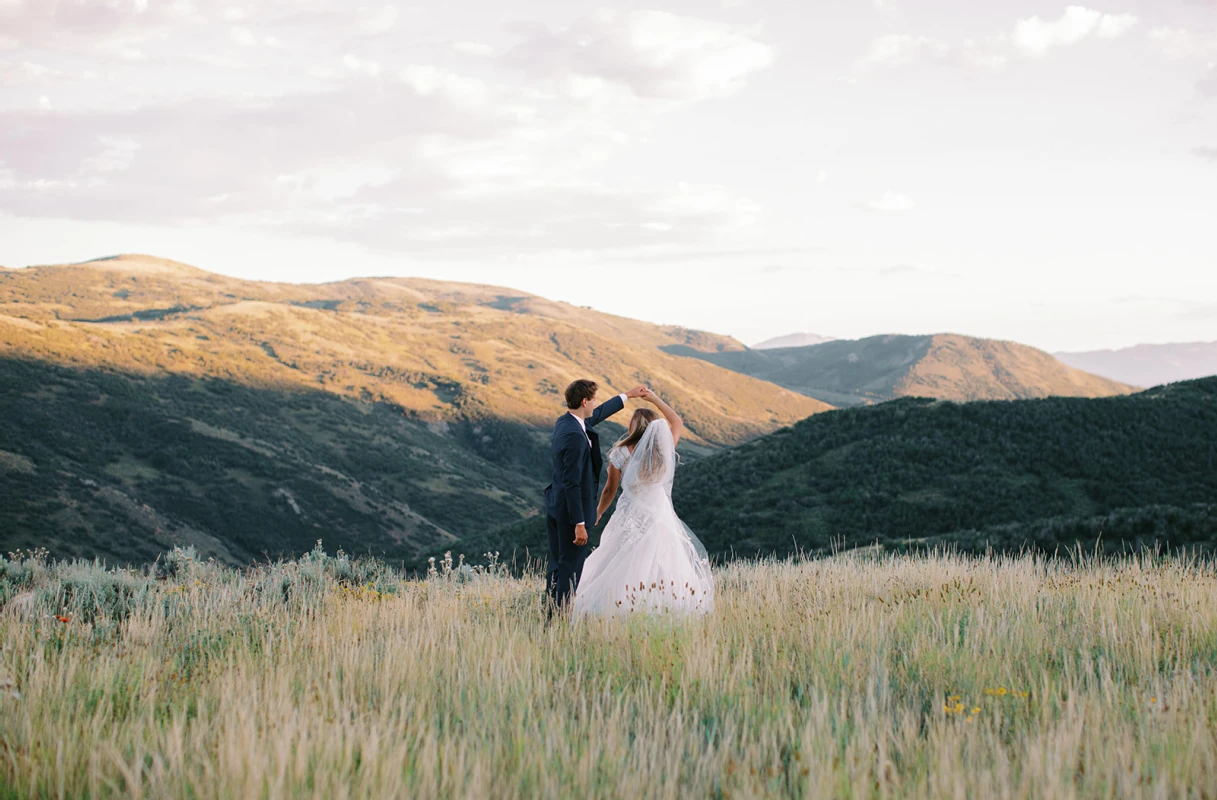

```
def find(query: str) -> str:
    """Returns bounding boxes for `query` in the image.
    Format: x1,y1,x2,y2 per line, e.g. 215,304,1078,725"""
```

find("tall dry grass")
1,544,1216,798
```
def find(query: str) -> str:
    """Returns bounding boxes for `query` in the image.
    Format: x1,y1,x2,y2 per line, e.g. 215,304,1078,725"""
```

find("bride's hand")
641,388,657,404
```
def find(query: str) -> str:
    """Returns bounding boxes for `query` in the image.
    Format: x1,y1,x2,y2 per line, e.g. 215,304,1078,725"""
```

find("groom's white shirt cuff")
573,393,628,527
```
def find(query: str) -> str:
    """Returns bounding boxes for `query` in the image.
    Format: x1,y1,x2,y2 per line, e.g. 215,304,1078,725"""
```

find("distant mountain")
0,254,827,566
1055,341,1217,388
752,332,835,350
669,333,1134,407
466,378,1217,563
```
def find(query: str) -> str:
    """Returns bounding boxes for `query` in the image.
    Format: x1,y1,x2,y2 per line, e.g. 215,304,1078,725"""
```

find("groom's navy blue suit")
544,394,626,609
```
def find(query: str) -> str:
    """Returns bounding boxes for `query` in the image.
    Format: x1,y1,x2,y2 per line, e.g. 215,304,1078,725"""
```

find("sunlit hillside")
1,254,825,440
0,255,827,566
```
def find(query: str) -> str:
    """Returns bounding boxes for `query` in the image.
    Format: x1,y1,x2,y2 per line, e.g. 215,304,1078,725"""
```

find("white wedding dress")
573,419,715,618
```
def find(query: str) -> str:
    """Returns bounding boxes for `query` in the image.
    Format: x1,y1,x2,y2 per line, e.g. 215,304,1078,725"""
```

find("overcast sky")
1,0,1215,351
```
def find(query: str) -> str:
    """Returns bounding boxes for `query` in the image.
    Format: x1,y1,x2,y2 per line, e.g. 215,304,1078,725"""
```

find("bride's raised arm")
641,389,684,446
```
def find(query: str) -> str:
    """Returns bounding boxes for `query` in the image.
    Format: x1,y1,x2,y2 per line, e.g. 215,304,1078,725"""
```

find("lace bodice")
608,446,631,471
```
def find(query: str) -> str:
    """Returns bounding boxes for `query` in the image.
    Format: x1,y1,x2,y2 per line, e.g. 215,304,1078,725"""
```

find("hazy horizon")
1,0,1214,352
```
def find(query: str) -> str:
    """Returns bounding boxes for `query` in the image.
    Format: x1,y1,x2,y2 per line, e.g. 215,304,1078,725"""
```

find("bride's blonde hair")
614,408,658,451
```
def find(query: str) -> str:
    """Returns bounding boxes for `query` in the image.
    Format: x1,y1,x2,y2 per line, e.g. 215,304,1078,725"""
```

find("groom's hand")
574,523,588,546
625,385,649,399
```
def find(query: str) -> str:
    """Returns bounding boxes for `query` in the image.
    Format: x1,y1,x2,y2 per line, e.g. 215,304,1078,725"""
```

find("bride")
572,388,715,618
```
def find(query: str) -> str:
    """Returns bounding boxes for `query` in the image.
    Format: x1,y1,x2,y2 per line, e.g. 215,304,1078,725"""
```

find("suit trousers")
545,512,588,611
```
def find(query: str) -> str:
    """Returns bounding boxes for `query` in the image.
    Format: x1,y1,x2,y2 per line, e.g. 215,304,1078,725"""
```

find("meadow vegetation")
2,544,1215,798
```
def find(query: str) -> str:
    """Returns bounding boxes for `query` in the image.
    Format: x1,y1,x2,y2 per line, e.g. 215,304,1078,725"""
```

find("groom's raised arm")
558,429,586,525
586,393,627,428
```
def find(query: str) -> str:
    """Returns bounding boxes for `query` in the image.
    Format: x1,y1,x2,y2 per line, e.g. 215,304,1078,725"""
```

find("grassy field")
2,545,1216,798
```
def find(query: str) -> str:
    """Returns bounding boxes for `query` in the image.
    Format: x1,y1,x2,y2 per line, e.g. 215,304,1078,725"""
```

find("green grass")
1,545,1216,797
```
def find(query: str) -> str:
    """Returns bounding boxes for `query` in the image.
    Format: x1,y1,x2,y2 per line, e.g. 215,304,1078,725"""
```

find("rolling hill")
465,378,1217,564
0,254,827,566
752,332,835,350
1055,341,1217,388
670,333,1135,407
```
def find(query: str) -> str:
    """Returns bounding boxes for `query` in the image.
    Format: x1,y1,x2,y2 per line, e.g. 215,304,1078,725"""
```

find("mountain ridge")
1055,340,1217,388
674,332,1134,406
753,332,835,350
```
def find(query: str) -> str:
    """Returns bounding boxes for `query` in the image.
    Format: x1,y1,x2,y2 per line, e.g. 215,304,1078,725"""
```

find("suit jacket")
544,395,626,527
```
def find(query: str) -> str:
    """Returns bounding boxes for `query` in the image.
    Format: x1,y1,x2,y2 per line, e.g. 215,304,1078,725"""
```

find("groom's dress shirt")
568,393,628,526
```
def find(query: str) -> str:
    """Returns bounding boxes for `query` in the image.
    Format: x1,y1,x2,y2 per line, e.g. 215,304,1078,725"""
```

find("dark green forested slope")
0,358,559,567
456,378,1217,564
673,378,1217,558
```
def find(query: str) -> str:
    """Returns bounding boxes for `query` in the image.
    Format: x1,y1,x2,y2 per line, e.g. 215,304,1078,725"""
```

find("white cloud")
1149,27,1217,60
83,136,141,174
860,192,915,212
1014,7,1138,58
958,38,1010,70
872,0,901,26
0,59,75,87
859,33,1006,71
354,5,398,37
399,65,486,106
230,26,257,47
342,54,381,77
1096,13,1137,39
1200,65,1217,97
647,182,761,232
0,4,775,260
860,34,948,67
502,10,773,102
453,41,495,58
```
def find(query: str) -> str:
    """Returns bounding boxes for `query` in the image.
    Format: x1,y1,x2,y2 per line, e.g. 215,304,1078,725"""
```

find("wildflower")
55,615,70,624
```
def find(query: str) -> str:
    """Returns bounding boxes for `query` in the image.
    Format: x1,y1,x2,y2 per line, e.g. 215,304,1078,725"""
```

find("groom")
545,379,647,611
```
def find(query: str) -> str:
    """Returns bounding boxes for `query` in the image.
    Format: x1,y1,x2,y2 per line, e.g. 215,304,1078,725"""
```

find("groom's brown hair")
565,379,598,410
